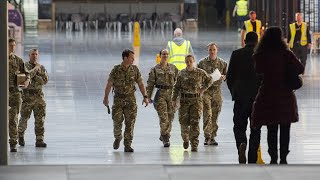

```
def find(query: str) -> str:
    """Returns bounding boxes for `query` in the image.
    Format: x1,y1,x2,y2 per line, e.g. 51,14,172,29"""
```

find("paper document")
211,68,221,82
150,88,158,103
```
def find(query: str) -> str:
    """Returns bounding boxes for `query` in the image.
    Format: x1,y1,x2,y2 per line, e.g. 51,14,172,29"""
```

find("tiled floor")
1,165,320,180
7,28,320,165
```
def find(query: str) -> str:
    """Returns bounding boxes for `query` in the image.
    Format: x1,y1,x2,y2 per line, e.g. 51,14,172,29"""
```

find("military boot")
210,138,218,146
10,145,17,152
191,146,198,152
19,136,25,146
113,139,121,150
35,141,47,148
124,146,134,152
162,135,170,148
183,141,189,149
204,138,211,145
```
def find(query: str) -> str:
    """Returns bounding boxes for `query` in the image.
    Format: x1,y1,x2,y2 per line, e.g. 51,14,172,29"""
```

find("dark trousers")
233,100,261,163
291,44,308,67
267,124,291,162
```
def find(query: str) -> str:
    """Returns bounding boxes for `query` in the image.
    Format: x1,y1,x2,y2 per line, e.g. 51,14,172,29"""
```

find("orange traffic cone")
256,144,265,164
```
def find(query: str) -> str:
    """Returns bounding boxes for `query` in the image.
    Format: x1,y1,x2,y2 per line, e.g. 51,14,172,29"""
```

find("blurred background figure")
287,12,312,69
166,28,194,70
241,11,264,47
233,0,248,32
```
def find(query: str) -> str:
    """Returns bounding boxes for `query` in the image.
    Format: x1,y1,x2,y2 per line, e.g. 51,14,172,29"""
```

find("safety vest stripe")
170,61,185,64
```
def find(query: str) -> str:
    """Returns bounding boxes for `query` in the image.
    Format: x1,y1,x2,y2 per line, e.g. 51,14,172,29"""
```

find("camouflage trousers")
9,91,22,146
203,93,222,139
112,96,137,147
18,91,46,141
179,97,203,148
154,90,174,138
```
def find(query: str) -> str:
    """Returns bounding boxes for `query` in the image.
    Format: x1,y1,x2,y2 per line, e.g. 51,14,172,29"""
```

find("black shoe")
113,139,121,150
183,142,189,149
19,136,25,146
280,159,288,164
10,145,17,152
124,146,134,152
35,141,47,148
204,138,211,145
210,139,218,146
270,159,278,164
238,143,247,164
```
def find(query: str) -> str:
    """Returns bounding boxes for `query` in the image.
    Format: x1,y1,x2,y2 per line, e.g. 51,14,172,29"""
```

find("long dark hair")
255,26,288,53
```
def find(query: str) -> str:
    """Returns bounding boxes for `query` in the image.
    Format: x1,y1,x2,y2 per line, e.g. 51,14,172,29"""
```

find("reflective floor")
8,28,320,165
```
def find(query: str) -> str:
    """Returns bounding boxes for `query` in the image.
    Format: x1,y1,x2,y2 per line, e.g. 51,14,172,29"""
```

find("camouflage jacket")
172,67,213,101
198,56,227,90
146,63,179,98
108,63,143,95
24,61,49,90
9,53,30,88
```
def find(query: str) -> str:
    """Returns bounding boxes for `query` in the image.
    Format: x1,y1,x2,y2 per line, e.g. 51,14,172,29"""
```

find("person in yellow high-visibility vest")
232,0,248,32
166,28,194,70
241,11,264,47
287,12,312,69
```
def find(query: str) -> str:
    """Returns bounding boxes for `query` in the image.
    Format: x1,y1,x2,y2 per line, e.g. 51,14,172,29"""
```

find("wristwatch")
143,95,148,99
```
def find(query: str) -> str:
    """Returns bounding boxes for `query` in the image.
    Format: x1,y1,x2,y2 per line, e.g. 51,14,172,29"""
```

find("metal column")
0,0,9,165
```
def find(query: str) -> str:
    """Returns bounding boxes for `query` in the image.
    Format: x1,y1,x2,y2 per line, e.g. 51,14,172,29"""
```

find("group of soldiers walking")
103,10,312,165
103,30,228,153
8,38,48,152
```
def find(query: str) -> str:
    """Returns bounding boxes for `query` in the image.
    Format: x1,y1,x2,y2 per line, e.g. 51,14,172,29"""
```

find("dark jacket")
226,44,260,101
251,49,304,126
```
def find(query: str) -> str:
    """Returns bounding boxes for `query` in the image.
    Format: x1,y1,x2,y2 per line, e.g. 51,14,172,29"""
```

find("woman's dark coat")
251,49,304,126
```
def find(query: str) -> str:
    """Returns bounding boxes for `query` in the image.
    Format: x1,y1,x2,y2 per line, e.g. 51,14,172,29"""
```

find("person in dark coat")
226,32,261,164
251,27,304,164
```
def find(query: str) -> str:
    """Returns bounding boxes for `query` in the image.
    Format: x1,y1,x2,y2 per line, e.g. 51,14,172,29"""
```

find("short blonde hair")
29,48,38,54
207,42,218,48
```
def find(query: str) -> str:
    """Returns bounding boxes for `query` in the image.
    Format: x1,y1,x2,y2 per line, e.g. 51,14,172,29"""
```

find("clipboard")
150,87,158,103
16,73,26,87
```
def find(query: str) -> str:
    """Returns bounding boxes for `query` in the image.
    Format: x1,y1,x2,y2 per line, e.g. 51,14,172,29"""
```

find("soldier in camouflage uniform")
103,49,149,152
172,54,213,152
198,42,228,146
18,49,49,148
146,49,179,147
8,38,30,152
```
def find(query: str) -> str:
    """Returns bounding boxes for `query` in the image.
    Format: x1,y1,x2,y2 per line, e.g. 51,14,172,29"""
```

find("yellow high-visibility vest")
167,40,190,70
289,22,308,48
236,0,248,16
244,20,262,40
